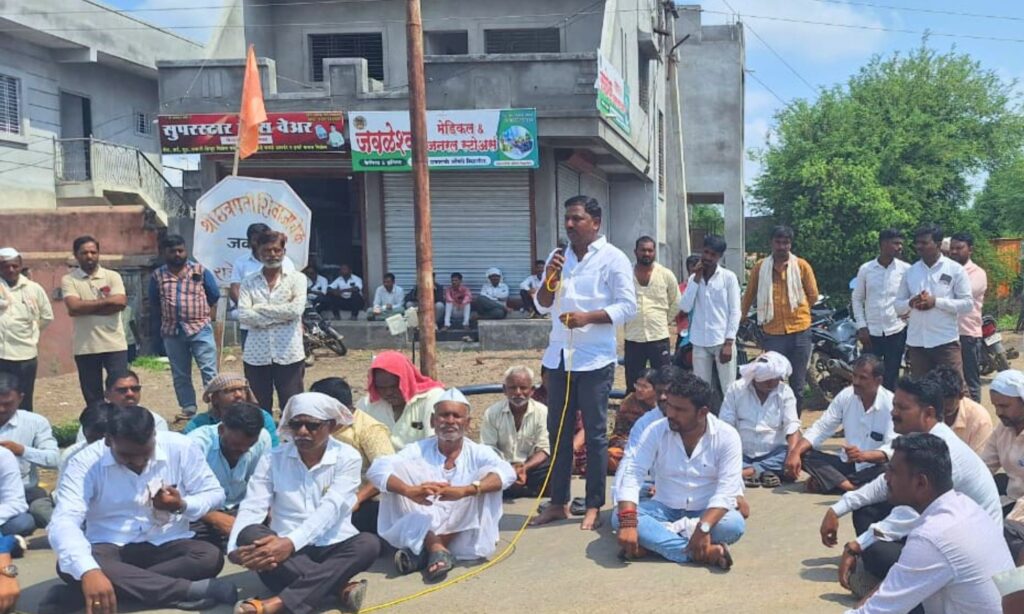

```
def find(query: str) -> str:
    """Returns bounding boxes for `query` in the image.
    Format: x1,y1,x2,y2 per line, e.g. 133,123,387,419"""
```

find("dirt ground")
16,334,1024,614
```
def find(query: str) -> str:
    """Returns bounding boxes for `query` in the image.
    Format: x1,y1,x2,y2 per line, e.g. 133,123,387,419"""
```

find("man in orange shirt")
740,226,819,414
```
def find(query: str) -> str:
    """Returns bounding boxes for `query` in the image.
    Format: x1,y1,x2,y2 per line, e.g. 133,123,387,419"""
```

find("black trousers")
960,335,983,403
519,289,537,314
852,502,904,580
868,328,906,392
995,474,1024,563
0,358,37,411
74,350,128,405
57,539,224,607
624,339,671,393
189,508,238,550
244,359,304,412
237,523,379,614
802,450,886,494
504,457,552,499
351,499,379,535
546,361,614,509
320,294,364,319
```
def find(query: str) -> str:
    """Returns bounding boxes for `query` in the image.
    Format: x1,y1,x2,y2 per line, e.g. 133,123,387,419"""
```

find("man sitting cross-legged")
481,366,551,499
44,405,236,614
614,372,745,569
785,354,895,493
187,402,271,549
367,388,516,582
76,370,169,442
183,373,280,446
845,434,1013,614
719,351,802,489
229,393,379,614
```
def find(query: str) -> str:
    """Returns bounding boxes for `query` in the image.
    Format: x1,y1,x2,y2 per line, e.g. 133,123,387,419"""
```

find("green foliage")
751,44,1024,295
53,421,80,449
997,313,1017,331
130,355,169,372
690,205,724,235
975,156,1024,238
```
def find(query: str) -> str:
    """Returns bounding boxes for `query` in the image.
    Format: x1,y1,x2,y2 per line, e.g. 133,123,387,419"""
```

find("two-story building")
157,0,691,293
0,0,202,374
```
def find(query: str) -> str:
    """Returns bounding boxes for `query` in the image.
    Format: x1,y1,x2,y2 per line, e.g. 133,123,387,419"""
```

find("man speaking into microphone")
530,196,636,531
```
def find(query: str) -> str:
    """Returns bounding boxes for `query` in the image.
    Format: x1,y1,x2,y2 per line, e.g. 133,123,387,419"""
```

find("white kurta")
366,437,515,560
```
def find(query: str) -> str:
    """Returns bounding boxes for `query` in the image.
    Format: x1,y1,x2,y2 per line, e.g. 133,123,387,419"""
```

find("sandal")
340,579,367,613
233,599,265,614
569,497,587,516
708,543,734,571
424,548,456,582
760,471,781,488
743,475,761,488
393,548,424,576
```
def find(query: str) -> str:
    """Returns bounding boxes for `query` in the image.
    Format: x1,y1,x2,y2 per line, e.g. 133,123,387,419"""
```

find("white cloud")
701,0,894,63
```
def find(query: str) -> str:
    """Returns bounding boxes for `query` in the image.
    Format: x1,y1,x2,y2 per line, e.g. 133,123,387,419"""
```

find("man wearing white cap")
982,369,1024,564
719,351,802,489
366,388,516,582
473,268,510,320
229,392,379,614
0,247,53,411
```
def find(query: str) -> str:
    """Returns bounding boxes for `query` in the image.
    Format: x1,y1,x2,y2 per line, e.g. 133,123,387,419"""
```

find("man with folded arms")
229,393,379,614
368,388,515,582
46,406,235,613
614,372,745,569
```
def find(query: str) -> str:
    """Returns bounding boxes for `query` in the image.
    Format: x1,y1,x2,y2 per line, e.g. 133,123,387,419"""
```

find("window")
425,31,468,55
310,33,384,82
658,111,665,196
484,28,560,54
638,56,650,110
0,74,21,135
134,110,153,136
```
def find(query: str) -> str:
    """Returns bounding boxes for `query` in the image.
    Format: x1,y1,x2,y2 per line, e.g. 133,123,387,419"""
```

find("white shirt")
49,432,225,580
228,438,362,553
678,266,742,347
846,491,1013,614
536,236,637,371
305,275,328,308
520,274,543,292
719,380,801,458
231,253,295,330
0,410,59,488
357,388,443,451
803,386,896,470
480,398,550,464
238,269,306,366
328,274,363,296
852,258,910,336
187,425,270,509
0,447,26,526
616,414,743,512
373,285,405,310
367,437,516,496
896,256,974,348
75,409,168,444
626,407,664,452
480,282,509,303
832,422,1002,549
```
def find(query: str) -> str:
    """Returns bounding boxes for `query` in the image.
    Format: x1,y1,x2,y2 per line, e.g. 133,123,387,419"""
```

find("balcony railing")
55,138,193,217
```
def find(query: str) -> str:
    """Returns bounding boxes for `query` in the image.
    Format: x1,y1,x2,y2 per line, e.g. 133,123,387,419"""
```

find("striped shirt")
148,261,219,337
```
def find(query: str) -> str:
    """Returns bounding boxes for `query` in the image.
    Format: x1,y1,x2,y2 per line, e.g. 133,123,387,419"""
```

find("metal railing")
55,137,193,217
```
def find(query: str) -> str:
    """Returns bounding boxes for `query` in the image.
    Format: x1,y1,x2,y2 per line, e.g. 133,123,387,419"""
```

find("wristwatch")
699,521,712,534
471,480,482,496
0,564,17,578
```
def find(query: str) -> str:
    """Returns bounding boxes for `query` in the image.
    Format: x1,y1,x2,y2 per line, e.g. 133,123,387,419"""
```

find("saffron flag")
238,44,267,160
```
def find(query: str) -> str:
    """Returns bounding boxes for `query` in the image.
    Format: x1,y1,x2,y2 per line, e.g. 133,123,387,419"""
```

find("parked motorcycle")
807,306,860,402
979,314,1015,375
303,307,347,365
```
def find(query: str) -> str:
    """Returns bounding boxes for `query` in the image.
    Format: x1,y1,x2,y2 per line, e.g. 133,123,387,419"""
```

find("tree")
750,45,1024,295
975,156,1024,238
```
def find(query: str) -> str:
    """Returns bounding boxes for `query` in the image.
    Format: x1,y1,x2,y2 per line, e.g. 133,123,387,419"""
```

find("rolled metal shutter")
556,163,580,206
383,171,532,295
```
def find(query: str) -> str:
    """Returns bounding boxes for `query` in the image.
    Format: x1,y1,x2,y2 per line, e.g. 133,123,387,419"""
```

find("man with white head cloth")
982,369,1024,564
719,351,802,489
0,247,53,411
367,388,516,582
228,392,380,614
473,267,511,320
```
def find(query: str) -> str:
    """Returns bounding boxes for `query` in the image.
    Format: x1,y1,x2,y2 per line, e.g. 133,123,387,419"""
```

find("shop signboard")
595,53,631,135
349,108,539,171
159,112,348,154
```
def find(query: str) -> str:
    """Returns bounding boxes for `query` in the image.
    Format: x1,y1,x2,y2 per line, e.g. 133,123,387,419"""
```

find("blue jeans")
163,323,218,412
1,512,35,537
612,499,746,564
743,445,788,477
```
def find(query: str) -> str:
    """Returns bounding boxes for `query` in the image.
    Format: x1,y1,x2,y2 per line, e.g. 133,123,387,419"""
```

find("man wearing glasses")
74,371,168,443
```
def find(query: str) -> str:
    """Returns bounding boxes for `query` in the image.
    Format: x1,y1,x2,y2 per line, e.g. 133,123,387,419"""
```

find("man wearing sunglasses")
74,371,168,444
229,393,378,614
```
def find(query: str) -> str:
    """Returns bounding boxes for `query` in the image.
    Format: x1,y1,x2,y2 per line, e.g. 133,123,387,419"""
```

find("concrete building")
157,0,692,295
677,6,746,275
0,0,201,374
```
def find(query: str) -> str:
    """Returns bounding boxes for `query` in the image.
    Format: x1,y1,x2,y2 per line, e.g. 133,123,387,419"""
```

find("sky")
105,0,1024,190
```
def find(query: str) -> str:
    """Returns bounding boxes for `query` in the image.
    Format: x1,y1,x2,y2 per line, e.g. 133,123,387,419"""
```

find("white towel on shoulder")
756,255,805,325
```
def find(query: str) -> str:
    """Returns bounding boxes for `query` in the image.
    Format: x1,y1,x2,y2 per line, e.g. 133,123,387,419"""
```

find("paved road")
15,477,859,614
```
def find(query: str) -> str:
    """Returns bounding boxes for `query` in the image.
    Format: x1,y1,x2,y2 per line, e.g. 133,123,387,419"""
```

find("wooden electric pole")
406,0,437,378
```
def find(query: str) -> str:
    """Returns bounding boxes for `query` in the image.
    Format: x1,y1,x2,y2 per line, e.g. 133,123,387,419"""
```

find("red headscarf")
367,351,444,403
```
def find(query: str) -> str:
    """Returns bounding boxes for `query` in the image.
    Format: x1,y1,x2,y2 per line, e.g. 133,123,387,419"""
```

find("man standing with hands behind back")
530,196,636,531
623,237,679,394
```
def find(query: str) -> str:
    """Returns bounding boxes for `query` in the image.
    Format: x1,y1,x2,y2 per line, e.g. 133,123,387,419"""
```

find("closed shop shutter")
383,171,532,295
556,164,580,206
580,171,611,236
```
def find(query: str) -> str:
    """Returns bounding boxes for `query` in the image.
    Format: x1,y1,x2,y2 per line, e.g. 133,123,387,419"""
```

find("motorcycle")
979,315,1016,375
302,307,347,365
807,305,860,402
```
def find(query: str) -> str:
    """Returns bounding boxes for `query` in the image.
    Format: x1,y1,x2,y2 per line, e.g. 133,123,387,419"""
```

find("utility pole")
406,0,437,378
